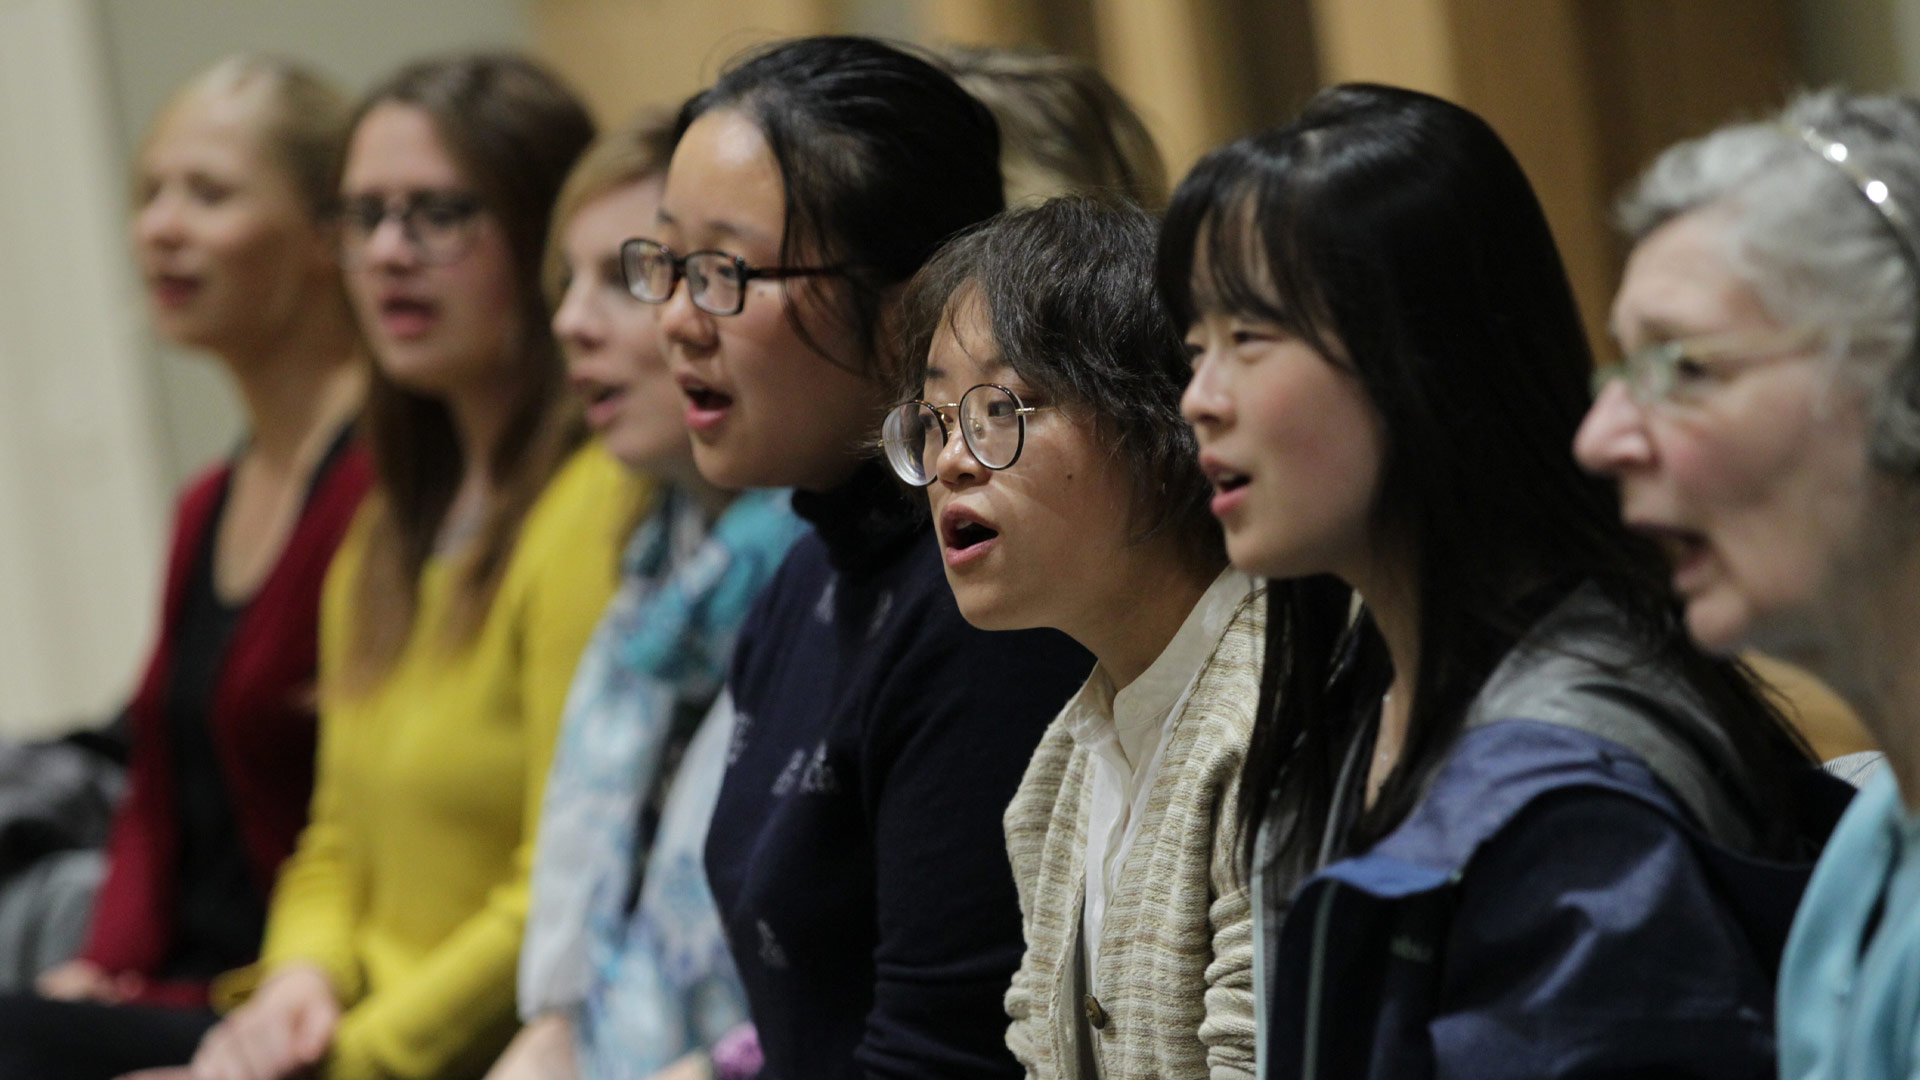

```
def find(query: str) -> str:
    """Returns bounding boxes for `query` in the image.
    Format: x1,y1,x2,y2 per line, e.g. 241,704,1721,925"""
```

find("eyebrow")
653,205,772,248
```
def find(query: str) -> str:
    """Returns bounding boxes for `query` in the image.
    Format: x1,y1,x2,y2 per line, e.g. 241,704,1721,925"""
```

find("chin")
688,441,761,491
1680,592,1757,658
948,586,1033,633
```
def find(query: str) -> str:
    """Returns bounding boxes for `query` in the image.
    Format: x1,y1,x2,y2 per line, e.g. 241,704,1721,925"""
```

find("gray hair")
1620,89,1920,473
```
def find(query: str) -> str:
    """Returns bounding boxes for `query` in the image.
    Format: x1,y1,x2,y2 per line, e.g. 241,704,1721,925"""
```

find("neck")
655,452,737,524
444,374,529,509
225,339,365,472
1799,524,1920,809
1070,545,1217,691
1350,559,1421,779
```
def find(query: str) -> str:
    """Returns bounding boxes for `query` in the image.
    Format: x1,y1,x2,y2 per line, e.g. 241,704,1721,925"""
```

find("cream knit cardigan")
1003,588,1262,1080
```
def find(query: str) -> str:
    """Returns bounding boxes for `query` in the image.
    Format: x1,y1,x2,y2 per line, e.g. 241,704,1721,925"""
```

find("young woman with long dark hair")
1165,83,1844,1077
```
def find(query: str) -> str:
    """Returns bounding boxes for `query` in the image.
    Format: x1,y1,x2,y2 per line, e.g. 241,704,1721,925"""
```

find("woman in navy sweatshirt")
625,36,1092,1079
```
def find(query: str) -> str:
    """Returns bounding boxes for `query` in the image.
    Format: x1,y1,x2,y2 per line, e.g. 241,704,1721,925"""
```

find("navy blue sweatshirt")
705,462,1093,1079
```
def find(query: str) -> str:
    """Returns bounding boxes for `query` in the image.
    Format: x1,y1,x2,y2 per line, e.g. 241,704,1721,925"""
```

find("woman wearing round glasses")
176,55,630,1080
636,36,1091,1079
1576,91,1920,1077
883,196,1258,1079
1169,84,1839,1077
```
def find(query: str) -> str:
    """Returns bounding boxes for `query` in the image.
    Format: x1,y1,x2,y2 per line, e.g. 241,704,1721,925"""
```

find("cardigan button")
1084,994,1108,1030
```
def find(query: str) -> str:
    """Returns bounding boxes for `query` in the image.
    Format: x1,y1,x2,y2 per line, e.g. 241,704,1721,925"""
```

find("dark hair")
344,53,597,689
676,35,1004,375
899,195,1222,569
1156,84,1815,869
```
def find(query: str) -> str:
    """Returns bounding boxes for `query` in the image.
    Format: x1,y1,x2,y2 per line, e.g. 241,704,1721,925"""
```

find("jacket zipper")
1301,881,1340,1080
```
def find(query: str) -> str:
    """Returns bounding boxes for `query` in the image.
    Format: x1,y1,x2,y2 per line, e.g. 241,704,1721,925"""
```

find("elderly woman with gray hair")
1577,89,1920,1075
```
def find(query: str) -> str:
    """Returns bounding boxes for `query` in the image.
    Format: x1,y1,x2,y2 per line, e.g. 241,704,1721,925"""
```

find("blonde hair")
941,45,1167,208
152,54,352,218
542,109,679,307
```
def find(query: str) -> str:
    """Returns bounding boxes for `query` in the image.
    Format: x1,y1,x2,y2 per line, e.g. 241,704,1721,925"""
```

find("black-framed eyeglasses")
881,384,1055,486
1590,327,1818,406
338,190,483,268
619,237,842,316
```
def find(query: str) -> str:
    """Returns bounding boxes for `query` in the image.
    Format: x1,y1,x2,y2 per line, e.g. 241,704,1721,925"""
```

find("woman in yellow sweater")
179,54,625,1080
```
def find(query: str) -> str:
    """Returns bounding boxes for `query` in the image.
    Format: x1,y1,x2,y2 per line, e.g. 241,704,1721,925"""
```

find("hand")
647,1054,712,1080
484,1013,575,1080
37,959,144,1004
189,963,340,1080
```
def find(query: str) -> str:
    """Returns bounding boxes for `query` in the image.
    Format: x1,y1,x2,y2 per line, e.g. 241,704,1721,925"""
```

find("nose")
1573,381,1656,476
932,418,986,488
657,272,714,353
360,211,418,270
1181,351,1231,434
551,274,603,354
134,189,184,250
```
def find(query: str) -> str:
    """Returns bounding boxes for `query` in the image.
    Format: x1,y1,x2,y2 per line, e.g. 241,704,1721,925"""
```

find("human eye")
187,173,232,206
597,256,625,291
342,196,386,234
415,193,477,231
709,256,746,286
1228,318,1287,348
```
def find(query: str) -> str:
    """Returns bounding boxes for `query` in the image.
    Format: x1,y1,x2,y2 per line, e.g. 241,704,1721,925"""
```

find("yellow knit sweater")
255,444,637,1080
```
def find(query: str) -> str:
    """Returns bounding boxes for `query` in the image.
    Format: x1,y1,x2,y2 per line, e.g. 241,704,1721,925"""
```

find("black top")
159,428,356,980
159,477,263,980
706,463,1093,1079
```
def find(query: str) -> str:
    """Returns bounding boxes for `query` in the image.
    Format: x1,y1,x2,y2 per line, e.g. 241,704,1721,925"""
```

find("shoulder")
1372,719,1696,875
512,443,645,579
1181,587,1267,749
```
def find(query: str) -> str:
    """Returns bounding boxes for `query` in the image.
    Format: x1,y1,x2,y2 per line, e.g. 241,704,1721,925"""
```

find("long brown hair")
344,53,595,691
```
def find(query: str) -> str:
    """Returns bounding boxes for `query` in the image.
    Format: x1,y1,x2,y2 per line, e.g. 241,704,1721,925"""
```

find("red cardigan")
80,437,371,1006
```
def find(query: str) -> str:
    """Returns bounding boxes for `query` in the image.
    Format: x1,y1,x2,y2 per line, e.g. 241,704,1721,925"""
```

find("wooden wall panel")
531,0,835,124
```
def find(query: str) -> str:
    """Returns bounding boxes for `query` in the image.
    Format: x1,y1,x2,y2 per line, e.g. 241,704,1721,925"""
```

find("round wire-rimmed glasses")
619,237,842,316
880,383,1053,486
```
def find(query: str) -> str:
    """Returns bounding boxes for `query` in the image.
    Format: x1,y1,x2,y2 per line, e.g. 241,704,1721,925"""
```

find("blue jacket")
1257,591,1851,1079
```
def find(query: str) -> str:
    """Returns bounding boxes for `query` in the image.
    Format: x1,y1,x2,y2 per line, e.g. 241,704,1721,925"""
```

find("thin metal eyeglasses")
619,237,843,316
338,190,482,268
881,384,1055,486
1590,327,1819,405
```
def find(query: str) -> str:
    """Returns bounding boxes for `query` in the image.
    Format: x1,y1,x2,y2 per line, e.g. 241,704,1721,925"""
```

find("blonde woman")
0,55,369,1080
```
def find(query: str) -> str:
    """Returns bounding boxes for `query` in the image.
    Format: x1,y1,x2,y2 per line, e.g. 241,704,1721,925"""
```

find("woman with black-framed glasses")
889,195,1260,1080
652,36,1092,1080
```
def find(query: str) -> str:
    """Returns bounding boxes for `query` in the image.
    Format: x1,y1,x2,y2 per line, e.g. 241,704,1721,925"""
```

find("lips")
571,374,630,432
677,374,735,435
378,294,439,339
1631,522,1712,591
148,272,201,309
939,504,1000,568
1199,455,1252,517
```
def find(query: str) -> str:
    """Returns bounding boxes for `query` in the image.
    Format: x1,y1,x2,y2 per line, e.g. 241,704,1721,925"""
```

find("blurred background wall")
0,0,1916,736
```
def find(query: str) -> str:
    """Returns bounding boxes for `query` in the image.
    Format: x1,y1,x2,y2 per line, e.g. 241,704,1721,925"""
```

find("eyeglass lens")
339,193,478,267
881,385,1025,486
621,241,748,316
